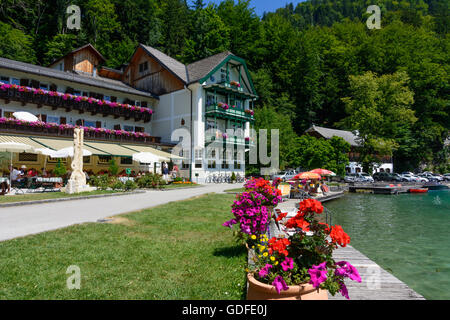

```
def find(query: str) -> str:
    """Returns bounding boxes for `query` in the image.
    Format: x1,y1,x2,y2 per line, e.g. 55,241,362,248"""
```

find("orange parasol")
294,172,321,180
309,168,336,176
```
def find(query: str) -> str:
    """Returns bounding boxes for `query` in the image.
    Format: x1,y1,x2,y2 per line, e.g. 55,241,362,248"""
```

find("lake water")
325,189,450,300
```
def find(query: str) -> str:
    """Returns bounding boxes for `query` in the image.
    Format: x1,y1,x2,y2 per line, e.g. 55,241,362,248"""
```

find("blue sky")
192,0,307,17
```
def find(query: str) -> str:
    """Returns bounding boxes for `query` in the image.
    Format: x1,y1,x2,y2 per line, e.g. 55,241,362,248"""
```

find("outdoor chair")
277,184,291,202
10,178,27,195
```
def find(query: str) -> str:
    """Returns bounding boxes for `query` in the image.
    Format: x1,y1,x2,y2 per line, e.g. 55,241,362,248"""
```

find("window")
4,111,14,118
139,61,149,73
124,125,134,132
182,162,190,170
121,157,133,165
47,116,60,124
0,76,9,83
73,91,81,96
84,120,96,128
195,162,202,169
206,94,216,106
11,78,20,85
18,153,38,162
83,156,91,164
39,83,48,90
98,155,112,164
58,63,63,71
104,96,111,102
208,161,216,169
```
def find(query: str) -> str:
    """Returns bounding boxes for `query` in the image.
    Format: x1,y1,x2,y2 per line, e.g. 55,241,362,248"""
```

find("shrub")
53,159,67,177
137,173,166,188
108,158,119,176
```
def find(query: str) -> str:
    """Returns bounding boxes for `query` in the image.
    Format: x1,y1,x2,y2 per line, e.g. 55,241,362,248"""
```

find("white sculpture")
65,128,93,194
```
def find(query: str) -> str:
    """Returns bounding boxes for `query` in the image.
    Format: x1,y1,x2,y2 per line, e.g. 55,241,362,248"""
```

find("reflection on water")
326,190,450,300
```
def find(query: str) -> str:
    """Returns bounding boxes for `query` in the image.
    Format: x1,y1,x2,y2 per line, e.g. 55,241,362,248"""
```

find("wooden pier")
270,200,426,300
329,245,425,300
348,185,410,194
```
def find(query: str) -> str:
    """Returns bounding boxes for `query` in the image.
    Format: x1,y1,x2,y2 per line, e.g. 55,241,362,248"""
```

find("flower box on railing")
0,82,154,121
0,117,158,144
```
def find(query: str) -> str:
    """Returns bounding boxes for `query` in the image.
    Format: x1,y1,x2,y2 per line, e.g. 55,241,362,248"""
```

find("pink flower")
272,276,289,294
335,261,361,283
281,257,294,272
258,264,273,278
308,262,328,288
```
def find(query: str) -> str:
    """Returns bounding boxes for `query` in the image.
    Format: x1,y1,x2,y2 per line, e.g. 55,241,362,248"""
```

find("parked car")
358,172,374,183
271,170,297,182
373,172,402,182
419,172,443,182
400,173,420,182
344,173,374,183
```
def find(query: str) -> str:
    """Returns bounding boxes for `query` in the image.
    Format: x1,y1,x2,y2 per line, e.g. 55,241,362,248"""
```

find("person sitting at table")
10,165,23,182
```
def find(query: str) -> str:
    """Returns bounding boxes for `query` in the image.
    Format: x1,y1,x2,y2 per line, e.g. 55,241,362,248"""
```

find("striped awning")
31,137,109,155
84,141,136,157
0,134,46,149
120,144,183,160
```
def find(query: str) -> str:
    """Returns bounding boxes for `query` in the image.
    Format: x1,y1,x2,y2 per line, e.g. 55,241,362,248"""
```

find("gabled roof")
48,43,106,67
306,125,361,147
137,44,257,95
186,51,233,84
140,44,188,83
0,57,158,100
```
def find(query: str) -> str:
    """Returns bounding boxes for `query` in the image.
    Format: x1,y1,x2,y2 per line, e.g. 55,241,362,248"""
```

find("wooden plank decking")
270,199,426,300
329,245,425,300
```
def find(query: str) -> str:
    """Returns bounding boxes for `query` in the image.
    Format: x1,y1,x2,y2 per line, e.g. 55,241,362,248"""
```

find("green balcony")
205,104,254,122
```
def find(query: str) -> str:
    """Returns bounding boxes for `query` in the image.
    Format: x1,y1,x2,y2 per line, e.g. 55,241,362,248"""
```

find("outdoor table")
31,177,63,191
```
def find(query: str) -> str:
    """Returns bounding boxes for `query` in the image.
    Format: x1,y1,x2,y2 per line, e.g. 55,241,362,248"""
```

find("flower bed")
0,82,153,122
0,117,156,142
223,178,361,300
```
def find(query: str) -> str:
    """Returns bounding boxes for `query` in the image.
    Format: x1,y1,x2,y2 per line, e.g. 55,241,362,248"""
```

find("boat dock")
348,185,410,194
271,199,425,300
329,245,425,300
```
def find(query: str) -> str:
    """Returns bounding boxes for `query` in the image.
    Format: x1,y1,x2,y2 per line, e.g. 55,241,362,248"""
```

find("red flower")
298,199,324,214
330,225,351,247
268,237,290,256
276,212,288,222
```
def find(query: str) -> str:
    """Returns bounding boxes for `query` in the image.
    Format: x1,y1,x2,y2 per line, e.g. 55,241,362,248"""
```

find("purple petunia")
272,276,289,294
308,262,328,288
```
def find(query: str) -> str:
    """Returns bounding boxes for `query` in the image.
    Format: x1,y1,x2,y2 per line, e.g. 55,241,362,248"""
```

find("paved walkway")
0,184,236,242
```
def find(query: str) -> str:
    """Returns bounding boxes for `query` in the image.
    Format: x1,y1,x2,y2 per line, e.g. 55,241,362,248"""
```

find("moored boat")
409,188,428,193
422,182,450,190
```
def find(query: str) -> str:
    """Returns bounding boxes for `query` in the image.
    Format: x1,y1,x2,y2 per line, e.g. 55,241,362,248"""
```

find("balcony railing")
0,118,161,144
0,83,153,123
205,104,254,121
205,134,255,147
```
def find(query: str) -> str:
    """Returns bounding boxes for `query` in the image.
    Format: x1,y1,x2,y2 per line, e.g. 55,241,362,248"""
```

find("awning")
84,141,136,157
31,137,109,155
121,144,184,160
0,134,46,149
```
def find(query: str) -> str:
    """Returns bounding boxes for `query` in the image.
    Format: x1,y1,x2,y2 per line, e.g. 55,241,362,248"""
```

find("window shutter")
20,79,29,86
111,96,117,102
76,119,83,126
0,109,2,117
49,84,57,91
114,124,121,130
96,121,102,128
66,87,74,94
135,126,144,133
141,101,148,108
39,114,47,122
60,117,67,125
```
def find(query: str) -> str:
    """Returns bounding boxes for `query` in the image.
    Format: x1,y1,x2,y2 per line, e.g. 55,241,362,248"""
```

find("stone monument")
65,128,94,194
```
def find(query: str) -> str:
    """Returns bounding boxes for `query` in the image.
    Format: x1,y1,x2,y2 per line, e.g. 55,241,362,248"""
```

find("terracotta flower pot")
246,273,328,300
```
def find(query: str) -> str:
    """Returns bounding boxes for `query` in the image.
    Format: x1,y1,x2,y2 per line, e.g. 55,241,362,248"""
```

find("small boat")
409,188,428,193
422,182,450,190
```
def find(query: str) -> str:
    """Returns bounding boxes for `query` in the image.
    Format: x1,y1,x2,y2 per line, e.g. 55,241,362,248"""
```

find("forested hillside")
0,0,448,172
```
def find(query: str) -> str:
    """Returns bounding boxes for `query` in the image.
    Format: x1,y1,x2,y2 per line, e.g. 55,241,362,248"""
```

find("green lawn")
0,190,128,204
224,187,245,193
0,194,247,299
